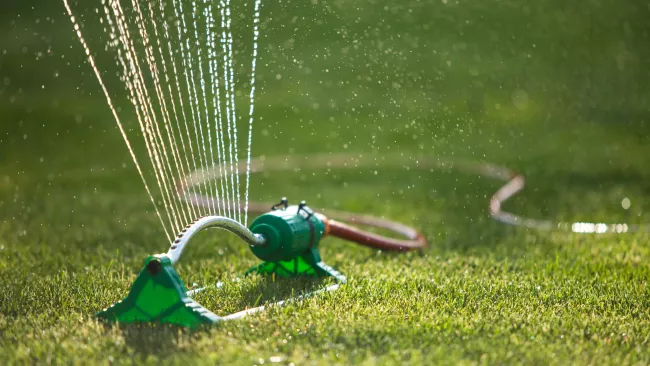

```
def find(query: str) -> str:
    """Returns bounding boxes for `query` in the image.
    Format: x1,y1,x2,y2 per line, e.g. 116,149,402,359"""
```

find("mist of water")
63,0,264,237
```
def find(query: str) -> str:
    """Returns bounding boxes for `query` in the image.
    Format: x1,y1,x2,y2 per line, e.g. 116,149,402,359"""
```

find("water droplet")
622,197,631,210
512,89,529,111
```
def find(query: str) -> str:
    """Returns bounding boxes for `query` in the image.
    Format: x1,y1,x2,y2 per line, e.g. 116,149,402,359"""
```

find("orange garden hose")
181,152,648,254
326,218,427,252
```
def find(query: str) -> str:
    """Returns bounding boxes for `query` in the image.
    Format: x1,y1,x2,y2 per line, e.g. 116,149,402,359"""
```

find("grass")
1,0,650,364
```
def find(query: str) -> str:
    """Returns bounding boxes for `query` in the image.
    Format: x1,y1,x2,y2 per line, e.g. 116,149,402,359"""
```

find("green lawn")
1,0,650,364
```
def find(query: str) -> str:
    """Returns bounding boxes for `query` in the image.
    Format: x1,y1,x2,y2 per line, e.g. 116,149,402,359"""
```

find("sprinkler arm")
166,216,267,265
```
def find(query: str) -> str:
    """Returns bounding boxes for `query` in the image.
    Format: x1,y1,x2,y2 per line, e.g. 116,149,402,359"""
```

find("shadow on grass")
117,323,195,359
235,275,329,309
196,275,330,316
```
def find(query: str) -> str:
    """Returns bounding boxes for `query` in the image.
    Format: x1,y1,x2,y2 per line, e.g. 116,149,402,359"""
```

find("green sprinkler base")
96,255,219,327
247,247,347,283
96,250,345,328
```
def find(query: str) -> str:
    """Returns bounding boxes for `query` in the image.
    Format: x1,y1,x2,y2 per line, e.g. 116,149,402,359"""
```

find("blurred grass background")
1,0,650,364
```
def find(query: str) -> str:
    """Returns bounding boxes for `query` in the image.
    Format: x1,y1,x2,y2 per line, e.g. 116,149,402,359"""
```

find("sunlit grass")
1,0,650,364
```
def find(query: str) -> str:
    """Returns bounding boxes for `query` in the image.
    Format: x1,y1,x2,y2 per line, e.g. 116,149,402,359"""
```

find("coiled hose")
179,153,648,252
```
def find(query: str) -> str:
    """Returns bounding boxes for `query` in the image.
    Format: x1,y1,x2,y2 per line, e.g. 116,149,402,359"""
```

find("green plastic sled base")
96,250,346,328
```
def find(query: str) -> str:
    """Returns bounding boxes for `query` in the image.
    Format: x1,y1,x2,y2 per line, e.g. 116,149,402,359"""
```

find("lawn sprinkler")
96,198,426,328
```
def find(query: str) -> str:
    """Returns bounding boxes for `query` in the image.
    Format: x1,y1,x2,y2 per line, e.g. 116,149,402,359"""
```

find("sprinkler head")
248,199,325,263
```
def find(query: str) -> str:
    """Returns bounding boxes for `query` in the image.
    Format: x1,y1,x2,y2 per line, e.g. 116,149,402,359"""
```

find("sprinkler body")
247,200,343,279
249,201,326,262
96,199,345,328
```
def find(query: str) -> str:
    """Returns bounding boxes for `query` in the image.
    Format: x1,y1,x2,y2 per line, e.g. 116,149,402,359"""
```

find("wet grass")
1,0,650,364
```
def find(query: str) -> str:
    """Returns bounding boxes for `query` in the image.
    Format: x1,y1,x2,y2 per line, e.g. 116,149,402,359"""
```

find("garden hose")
183,152,649,236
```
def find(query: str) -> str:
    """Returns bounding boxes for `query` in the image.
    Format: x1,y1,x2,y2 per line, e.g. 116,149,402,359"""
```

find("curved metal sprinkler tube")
166,215,266,265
